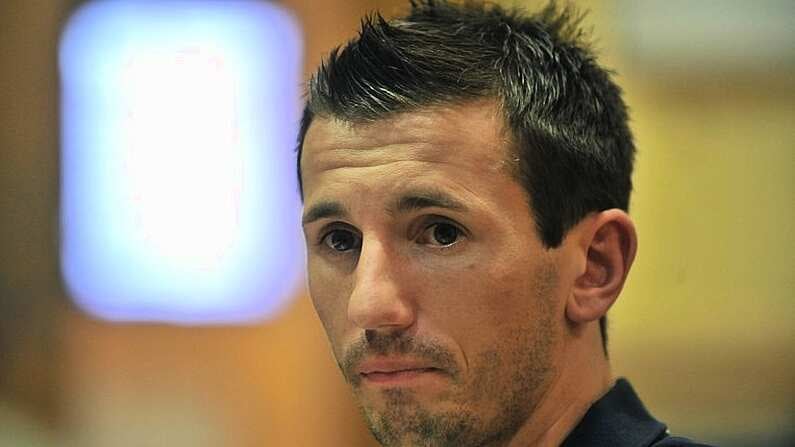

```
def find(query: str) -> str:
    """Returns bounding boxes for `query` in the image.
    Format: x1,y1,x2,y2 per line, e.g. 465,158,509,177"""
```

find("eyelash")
314,216,468,254
317,225,360,251
416,218,467,249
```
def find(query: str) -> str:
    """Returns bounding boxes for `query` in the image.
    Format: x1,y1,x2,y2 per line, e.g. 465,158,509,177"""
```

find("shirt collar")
561,378,668,447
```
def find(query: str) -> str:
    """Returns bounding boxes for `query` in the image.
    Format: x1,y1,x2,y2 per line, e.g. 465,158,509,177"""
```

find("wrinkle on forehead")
301,99,516,181
310,99,505,147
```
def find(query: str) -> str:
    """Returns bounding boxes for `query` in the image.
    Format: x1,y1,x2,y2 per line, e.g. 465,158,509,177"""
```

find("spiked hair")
297,1,635,352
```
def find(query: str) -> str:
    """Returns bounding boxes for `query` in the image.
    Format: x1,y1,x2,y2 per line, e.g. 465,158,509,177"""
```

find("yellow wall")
576,0,793,441
615,73,793,440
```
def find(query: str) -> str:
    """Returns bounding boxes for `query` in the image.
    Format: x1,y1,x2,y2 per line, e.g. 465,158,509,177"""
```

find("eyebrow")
302,189,468,226
394,189,468,214
302,201,349,226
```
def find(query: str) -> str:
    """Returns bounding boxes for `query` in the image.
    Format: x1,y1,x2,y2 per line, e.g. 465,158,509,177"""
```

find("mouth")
357,358,447,386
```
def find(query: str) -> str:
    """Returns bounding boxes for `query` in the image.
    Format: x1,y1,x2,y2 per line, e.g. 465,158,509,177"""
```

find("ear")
566,209,638,324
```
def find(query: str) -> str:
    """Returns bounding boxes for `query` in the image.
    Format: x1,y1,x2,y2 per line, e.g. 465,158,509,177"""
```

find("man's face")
300,100,572,446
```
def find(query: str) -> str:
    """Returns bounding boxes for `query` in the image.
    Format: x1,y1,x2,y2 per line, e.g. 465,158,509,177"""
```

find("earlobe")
567,210,637,324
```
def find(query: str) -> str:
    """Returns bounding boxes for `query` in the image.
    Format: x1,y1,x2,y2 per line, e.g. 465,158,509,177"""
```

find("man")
297,1,711,446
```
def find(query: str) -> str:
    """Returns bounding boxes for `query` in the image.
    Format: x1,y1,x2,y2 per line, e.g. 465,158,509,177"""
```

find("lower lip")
361,368,443,386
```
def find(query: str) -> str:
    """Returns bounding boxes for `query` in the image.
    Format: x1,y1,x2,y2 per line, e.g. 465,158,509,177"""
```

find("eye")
419,222,464,247
321,228,361,253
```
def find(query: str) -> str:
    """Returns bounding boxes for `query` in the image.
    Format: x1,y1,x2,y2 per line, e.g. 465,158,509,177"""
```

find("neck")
506,324,613,447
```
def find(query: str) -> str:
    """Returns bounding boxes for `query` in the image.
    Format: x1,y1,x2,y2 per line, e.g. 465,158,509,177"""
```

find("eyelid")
415,215,469,246
422,215,468,233
316,222,360,246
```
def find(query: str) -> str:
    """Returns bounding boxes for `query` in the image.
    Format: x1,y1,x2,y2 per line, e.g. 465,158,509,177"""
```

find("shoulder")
562,379,718,447
651,435,716,447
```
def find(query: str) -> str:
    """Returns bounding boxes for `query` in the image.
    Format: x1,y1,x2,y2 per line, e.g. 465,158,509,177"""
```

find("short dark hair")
296,0,635,353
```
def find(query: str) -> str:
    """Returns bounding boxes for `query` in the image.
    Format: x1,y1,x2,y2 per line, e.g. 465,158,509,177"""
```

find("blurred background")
0,0,792,445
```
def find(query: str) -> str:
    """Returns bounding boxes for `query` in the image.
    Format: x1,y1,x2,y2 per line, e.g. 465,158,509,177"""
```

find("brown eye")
418,221,464,248
323,229,361,252
432,223,460,246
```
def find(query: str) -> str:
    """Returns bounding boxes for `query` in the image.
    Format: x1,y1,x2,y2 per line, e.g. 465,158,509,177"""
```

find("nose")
347,237,415,332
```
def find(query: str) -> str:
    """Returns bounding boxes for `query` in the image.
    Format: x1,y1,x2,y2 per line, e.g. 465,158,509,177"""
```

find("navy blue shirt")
561,379,715,447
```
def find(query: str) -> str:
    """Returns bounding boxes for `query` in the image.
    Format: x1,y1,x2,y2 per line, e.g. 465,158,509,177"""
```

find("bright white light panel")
59,1,303,324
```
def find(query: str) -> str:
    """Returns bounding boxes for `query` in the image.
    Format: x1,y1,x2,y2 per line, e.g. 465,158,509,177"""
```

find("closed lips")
357,358,442,376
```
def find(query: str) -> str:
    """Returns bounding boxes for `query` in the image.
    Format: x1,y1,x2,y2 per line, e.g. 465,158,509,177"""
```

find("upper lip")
357,357,441,375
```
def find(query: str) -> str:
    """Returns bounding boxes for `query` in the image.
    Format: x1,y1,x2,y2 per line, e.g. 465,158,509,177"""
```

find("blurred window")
59,1,303,324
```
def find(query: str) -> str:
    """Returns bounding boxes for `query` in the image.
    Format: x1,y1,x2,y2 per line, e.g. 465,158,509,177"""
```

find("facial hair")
337,263,559,447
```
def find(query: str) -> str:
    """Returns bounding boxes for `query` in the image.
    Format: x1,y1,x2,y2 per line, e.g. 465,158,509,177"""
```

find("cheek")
307,260,352,350
453,262,561,402
427,258,561,358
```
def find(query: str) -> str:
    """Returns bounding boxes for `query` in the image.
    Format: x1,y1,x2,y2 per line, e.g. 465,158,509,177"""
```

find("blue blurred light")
59,1,303,324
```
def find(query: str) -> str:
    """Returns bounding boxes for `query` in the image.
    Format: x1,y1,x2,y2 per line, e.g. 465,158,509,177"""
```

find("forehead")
300,100,516,193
